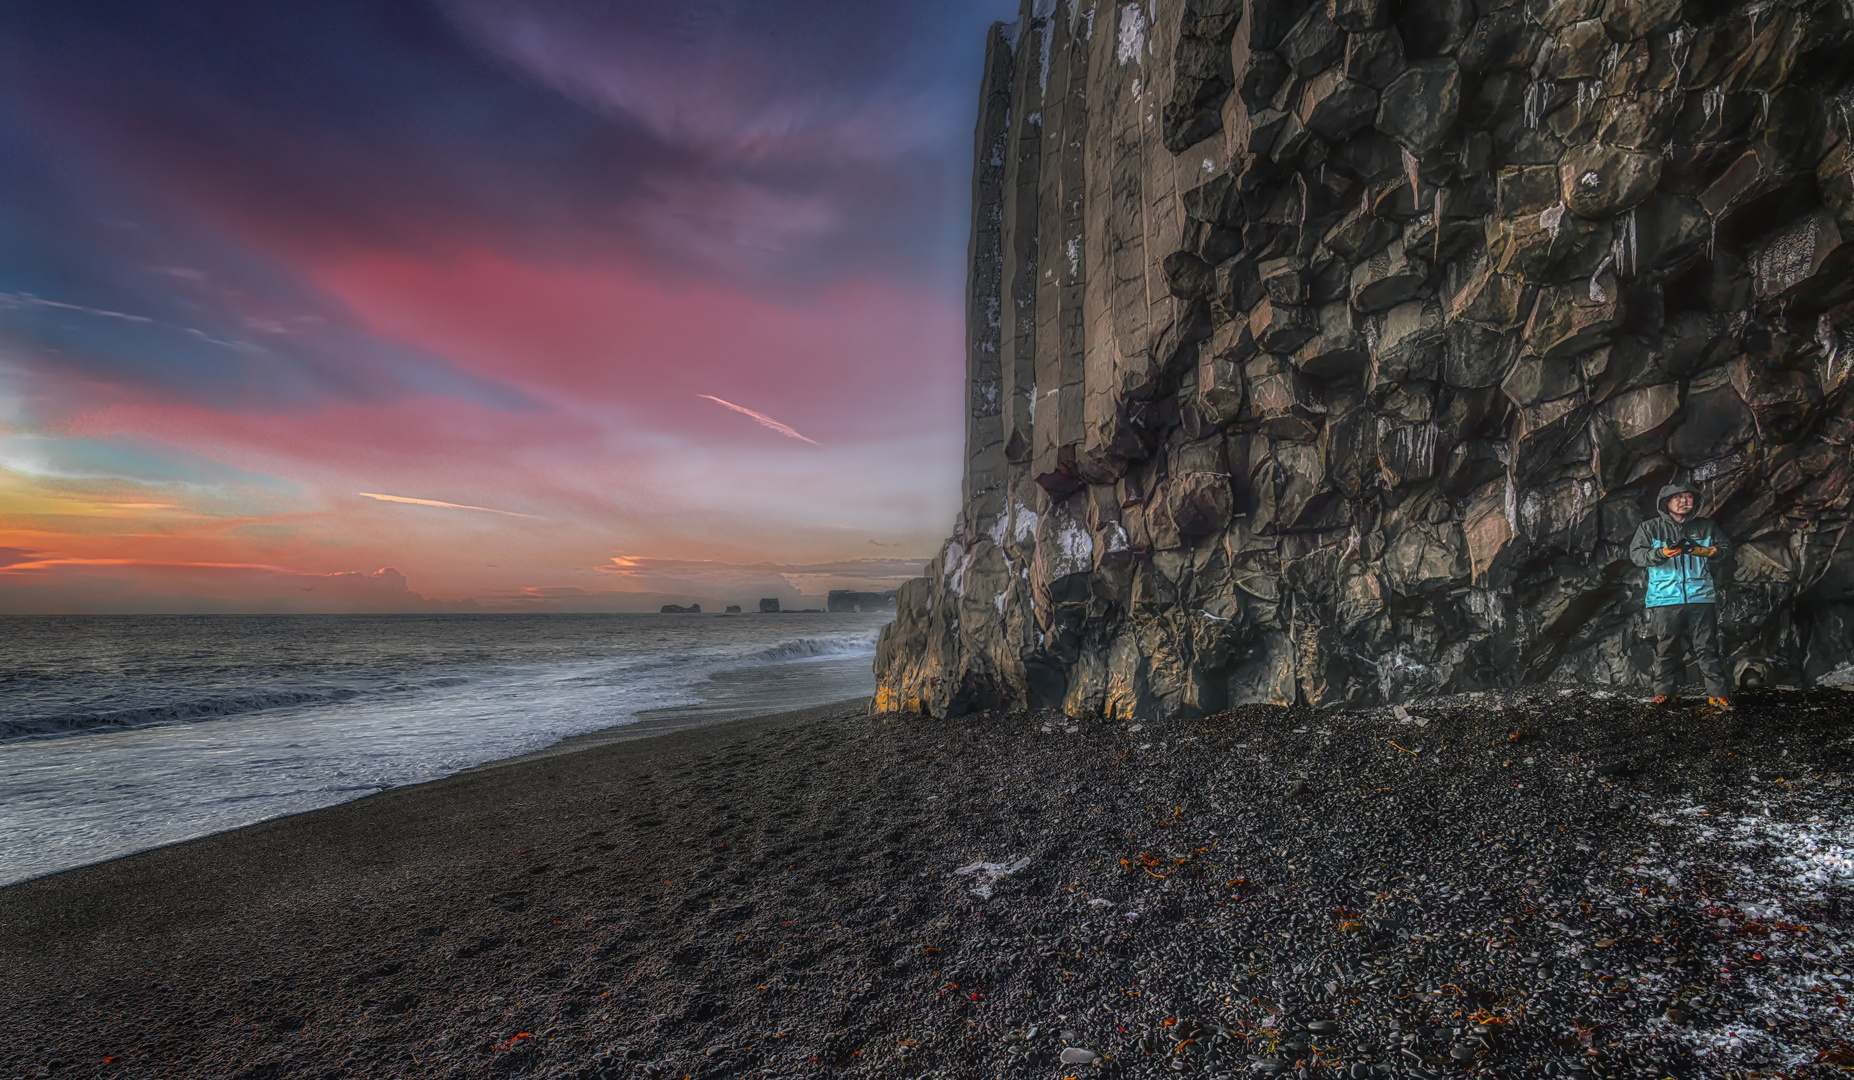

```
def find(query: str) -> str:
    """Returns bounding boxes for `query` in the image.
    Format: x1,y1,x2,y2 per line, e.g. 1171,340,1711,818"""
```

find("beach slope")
4,691,1851,1079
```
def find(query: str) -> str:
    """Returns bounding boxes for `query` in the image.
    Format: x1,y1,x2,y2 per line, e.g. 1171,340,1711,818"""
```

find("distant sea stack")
659,603,702,614
876,0,1854,718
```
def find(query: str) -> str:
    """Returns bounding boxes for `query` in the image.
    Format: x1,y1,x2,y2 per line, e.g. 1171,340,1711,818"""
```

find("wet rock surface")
5,690,1850,1079
878,0,1854,718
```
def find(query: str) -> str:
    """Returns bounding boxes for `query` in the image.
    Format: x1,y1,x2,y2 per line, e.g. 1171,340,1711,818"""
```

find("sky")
0,0,1017,613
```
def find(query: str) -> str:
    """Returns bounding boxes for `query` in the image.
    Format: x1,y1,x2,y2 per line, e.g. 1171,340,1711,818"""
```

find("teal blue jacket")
1629,512,1731,607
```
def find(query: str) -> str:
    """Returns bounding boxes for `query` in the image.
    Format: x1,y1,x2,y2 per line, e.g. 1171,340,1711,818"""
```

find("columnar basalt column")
876,0,1854,718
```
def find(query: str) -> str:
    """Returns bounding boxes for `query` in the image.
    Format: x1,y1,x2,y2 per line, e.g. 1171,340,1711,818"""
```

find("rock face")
875,0,1854,718
659,604,702,614
828,590,898,613
759,598,781,614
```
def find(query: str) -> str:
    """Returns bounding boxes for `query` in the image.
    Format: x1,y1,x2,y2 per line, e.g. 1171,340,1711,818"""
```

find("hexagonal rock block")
1371,297,1444,381
1600,383,1682,450
1463,478,1516,582
1182,172,1245,227
1749,209,1852,311
1397,0,1472,56
1487,203,1612,283
1666,384,1754,466
1542,19,1609,80
1594,91,1682,151
1257,256,1310,304
1351,238,1427,312
1244,355,1323,441
1525,276,1622,358
1280,7,1344,75
1632,192,1711,268
1497,165,1562,219
1403,211,1480,268
1732,360,1822,441
1198,355,1247,427
1459,7,1543,73
1376,59,1463,154
1344,27,1406,88
1718,9,1804,93
1163,250,1215,299
1256,441,1340,531
1294,301,1369,380
1448,258,1534,331
1114,348,1163,404
1559,143,1663,218
1602,0,1684,39
1323,410,1379,497
1443,319,1525,389
1698,146,1779,221
1250,299,1317,353
1269,112,1313,164
1323,207,1398,262
1515,477,1599,553
1820,140,1854,231
1232,105,1292,157
1501,354,1583,407
1510,391,1592,481
1214,259,1266,322
1163,471,1235,542
1467,71,1531,129
1298,71,1379,139
1383,516,1470,594
1237,49,1292,111
1328,0,1389,33
1376,416,1444,487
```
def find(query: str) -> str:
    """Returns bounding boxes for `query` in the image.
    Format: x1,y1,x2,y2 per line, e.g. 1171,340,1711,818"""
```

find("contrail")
358,493,544,519
698,394,820,445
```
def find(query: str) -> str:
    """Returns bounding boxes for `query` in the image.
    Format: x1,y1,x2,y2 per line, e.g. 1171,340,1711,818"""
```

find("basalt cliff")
876,0,1854,717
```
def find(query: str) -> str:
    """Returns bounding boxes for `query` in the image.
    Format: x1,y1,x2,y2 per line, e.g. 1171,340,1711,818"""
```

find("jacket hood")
1658,482,1699,515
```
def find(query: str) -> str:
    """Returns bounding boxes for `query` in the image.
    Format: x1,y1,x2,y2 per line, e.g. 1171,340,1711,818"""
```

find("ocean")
0,613,886,887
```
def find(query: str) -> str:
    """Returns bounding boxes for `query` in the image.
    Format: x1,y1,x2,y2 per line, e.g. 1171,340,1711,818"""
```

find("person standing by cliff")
1629,482,1735,708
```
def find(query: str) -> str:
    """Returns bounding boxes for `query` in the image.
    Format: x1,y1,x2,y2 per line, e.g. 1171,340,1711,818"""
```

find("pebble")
38,691,1848,1080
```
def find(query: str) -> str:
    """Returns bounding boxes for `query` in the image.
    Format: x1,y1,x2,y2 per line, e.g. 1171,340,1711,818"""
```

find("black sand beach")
4,690,1852,1080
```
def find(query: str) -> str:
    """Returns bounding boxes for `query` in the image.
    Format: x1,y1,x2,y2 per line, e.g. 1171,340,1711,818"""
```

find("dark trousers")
1648,602,1728,698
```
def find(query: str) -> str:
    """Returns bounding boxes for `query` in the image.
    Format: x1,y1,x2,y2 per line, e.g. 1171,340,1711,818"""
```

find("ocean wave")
744,635,880,664
0,687,363,742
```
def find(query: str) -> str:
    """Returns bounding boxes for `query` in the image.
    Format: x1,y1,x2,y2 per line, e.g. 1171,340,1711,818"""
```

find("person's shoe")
1707,696,1733,709
1649,694,1670,706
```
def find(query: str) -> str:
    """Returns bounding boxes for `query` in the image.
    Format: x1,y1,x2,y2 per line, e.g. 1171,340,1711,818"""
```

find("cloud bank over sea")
0,0,1014,611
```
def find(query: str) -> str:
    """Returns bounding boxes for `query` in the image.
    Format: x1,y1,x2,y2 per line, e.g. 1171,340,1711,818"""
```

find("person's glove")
1658,545,1683,559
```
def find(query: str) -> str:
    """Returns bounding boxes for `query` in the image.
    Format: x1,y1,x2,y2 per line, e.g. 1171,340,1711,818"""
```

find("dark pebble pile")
4,688,1851,1080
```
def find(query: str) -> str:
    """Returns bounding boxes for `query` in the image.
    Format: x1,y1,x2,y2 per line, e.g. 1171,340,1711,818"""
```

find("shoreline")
0,695,871,921
4,686,1850,1080
464,697,873,772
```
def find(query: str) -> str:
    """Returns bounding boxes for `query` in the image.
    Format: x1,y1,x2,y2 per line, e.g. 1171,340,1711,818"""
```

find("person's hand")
1659,545,1682,559
1693,545,1718,558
